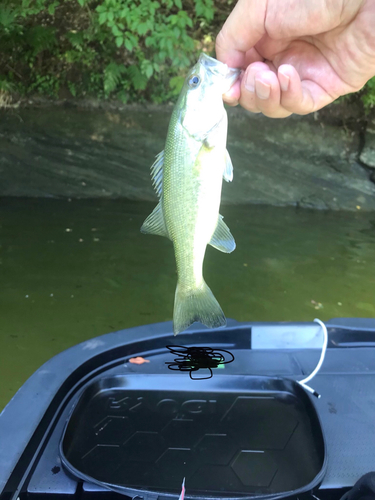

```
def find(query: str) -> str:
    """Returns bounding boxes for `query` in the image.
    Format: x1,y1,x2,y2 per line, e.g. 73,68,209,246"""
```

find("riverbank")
1,99,375,210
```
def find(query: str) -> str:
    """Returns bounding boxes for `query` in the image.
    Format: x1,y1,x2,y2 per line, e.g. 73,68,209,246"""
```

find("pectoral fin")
140,202,169,238
209,215,236,253
223,150,233,182
203,112,227,149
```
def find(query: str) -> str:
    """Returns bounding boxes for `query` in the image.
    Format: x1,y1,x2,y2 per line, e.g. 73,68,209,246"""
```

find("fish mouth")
198,53,240,91
198,53,222,70
224,67,241,92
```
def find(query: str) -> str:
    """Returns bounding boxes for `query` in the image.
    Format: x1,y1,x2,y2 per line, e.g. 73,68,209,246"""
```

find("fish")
141,53,240,336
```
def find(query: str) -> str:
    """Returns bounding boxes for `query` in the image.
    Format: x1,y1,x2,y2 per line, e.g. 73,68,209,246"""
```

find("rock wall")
1,103,375,210
360,119,375,170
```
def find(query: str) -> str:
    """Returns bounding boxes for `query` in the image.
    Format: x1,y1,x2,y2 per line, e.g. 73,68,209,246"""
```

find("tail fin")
173,281,226,336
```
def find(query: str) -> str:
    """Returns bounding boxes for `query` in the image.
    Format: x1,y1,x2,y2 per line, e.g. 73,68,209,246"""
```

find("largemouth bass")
141,53,239,336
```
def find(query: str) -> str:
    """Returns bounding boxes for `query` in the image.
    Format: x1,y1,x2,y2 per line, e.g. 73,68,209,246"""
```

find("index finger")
215,0,267,68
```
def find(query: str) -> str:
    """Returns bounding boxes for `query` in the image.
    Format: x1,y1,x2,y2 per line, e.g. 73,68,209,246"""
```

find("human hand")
216,0,375,117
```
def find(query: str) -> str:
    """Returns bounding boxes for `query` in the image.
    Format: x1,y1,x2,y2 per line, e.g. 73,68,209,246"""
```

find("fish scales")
141,53,240,335
164,120,222,289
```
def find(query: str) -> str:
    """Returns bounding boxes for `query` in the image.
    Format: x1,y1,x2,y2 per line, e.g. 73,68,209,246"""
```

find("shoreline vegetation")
0,0,374,115
0,0,222,103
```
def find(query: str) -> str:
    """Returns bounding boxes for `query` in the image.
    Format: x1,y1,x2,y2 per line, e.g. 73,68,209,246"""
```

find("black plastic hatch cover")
60,374,326,499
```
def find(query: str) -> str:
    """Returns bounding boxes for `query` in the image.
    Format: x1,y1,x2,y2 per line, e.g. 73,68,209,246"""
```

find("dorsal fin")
150,150,164,197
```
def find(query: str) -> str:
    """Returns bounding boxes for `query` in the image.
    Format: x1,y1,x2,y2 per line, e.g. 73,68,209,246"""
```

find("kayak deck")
1,318,375,499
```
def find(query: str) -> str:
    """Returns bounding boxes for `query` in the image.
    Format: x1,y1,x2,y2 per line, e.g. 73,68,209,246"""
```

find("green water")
1,198,375,410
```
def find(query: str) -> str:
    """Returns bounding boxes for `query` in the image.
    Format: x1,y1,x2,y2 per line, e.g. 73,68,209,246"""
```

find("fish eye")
188,75,201,88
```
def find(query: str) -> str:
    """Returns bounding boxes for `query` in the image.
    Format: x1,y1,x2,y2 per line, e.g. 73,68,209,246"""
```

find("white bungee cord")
297,318,328,398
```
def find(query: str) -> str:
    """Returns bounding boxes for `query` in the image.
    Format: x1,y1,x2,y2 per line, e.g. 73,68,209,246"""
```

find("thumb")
215,0,267,68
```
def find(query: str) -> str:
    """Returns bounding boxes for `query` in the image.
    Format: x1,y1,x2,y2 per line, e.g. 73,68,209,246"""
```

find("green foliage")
2,0,374,109
0,77,14,92
169,75,185,95
26,26,57,56
362,77,375,112
0,0,216,101
29,73,60,96
0,6,18,31
104,62,125,95
128,65,148,91
195,0,214,21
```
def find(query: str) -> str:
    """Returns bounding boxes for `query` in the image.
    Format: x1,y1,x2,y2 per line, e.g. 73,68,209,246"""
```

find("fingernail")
255,79,270,100
279,71,290,92
245,69,255,92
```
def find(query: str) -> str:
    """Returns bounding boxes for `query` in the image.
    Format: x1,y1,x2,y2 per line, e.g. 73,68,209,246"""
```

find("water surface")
1,198,375,410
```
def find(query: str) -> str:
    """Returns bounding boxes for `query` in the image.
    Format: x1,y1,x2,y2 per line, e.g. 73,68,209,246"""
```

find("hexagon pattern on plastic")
62,382,324,495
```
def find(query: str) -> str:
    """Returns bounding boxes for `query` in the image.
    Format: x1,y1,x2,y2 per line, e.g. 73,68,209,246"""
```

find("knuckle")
262,109,291,118
240,100,261,113
215,29,226,50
